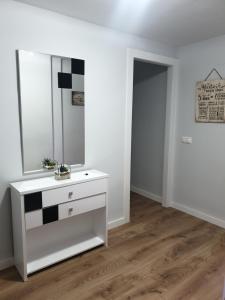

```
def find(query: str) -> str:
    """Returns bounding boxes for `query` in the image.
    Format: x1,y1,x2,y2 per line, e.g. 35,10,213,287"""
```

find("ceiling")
14,0,225,47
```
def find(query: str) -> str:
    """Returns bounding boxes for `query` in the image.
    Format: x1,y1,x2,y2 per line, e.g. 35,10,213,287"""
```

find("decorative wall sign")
195,79,225,123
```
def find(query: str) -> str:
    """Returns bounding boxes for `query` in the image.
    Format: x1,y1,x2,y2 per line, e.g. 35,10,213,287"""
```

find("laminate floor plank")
1,192,225,300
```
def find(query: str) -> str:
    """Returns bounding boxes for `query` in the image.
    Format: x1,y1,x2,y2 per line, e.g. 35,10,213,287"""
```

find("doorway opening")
124,49,178,224
130,60,168,211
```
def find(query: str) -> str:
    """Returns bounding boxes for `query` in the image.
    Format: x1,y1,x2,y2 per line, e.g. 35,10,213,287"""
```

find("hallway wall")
131,61,168,200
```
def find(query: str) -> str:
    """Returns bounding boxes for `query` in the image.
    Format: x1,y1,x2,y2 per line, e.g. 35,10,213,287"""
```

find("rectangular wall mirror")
17,50,85,173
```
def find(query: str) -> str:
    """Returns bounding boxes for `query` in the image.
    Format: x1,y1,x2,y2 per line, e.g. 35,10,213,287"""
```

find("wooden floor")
1,192,225,299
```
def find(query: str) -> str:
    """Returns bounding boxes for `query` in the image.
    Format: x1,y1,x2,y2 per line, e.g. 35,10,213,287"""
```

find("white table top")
10,169,109,195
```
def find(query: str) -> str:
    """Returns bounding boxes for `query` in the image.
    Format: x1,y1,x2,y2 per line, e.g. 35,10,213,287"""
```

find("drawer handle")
68,192,73,198
68,207,73,214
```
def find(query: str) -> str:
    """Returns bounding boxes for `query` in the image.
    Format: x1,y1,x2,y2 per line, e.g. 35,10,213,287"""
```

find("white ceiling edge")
10,0,177,58
12,0,225,48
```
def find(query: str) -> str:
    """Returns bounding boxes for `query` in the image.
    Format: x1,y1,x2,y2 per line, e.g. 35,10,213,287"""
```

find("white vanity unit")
10,169,108,281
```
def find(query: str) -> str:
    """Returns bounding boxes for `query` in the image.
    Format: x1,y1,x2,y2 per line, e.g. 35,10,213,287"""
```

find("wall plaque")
196,79,225,123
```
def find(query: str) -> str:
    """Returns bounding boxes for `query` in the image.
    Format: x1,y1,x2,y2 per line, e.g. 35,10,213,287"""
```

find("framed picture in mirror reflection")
72,91,84,106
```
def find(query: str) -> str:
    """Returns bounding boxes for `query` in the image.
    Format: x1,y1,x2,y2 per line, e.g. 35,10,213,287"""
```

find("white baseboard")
108,217,127,230
0,257,14,271
131,185,162,203
172,202,225,229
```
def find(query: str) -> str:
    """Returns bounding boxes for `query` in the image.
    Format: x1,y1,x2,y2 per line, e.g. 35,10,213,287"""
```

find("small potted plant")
42,158,57,170
55,163,71,180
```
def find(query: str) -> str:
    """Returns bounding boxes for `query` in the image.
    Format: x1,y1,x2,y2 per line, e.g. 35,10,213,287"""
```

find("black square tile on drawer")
24,192,42,213
43,206,58,224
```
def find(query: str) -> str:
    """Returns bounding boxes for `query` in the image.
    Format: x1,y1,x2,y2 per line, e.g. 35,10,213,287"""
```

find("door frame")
123,48,179,223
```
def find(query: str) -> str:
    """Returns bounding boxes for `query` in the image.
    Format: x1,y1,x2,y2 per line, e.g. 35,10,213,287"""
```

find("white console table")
10,169,108,281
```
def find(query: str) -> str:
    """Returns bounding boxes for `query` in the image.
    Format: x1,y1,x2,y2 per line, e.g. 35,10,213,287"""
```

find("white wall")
0,0,176,265
174,34,225,223
131,61,167,198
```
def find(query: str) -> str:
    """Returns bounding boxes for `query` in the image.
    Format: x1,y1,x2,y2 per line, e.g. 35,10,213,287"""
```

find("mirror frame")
16,49,85,175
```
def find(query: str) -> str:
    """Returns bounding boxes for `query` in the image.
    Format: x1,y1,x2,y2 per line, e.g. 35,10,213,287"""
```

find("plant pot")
54,164,71,180
43,165,56,170
42,159,57,170
54,171,71,180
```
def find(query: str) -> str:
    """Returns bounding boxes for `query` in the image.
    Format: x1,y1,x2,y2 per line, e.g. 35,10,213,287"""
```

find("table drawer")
59,194,106,220
42,178,107,208
25,210,42,230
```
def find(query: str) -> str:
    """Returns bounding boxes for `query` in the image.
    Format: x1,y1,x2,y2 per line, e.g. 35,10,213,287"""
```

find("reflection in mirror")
17,50,85,173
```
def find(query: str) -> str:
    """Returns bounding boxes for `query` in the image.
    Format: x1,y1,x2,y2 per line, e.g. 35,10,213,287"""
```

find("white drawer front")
42,179,107,208
59,194,106,220
25,210,42,230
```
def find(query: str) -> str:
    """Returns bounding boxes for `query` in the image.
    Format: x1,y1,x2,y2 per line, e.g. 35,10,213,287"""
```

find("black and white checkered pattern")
24,192,58,225
58,58,85,89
